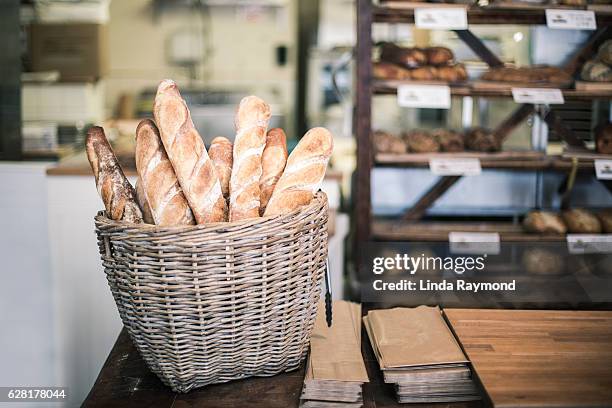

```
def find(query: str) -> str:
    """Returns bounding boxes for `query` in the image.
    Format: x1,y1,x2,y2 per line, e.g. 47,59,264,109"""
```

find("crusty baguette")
153,79,227,223
86,126,143,223
135,119,195,226
229,95,271,221
209,136,233,200
259,128,288,214
263,127,333,216
135,178,154,224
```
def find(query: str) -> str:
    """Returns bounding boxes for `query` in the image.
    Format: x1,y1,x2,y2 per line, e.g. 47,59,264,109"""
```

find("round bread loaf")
597,39,612,66
523,211,567,234
402,130,440,153
598,209,612,233
581,60,612,82
465,127,501,152
426,47,454,66
432,129,464,152
595,122,612,154
562,208,602,234
522,248,565,276
373,130,407,154
410,66,437,81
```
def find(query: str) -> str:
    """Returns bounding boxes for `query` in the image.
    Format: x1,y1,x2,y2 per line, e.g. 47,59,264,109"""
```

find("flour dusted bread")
135,178,154,224
260,128,288,214
154,79,227,223
135,119,195,226
523,211,567,234
209,136,233,200
86,126,143,223
562,208,602,234
229,95,271,221
264,127,333,216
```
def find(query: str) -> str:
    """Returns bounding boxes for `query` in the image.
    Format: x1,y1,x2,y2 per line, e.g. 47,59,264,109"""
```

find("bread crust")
209,136,233,199
135,178,154,224
229,96,271,221
153,79,227,223
135,119,195,226
86,126,143,223
260,128,288,214
264,127,333,216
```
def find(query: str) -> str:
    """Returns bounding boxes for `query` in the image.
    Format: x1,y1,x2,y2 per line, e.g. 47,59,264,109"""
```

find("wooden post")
402,176,462,221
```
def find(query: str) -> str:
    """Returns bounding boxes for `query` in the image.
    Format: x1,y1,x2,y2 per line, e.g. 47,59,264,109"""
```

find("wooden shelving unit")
354,0,612,277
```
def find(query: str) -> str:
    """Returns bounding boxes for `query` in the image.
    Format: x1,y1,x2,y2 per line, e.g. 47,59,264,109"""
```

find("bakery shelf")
372,79,612,100
375,152,599,171
373,3,612,25
372,219,567,242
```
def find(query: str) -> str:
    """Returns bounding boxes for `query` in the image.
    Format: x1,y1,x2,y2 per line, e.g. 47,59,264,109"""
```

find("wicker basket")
94,192,329,392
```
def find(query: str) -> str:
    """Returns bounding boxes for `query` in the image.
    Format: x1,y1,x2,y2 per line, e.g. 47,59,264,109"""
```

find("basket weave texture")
95,192,329,392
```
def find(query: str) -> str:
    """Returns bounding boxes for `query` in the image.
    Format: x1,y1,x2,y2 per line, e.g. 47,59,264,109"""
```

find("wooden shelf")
373,3,612,25
375,152,598,171
372,79,612,100
372,219,567,242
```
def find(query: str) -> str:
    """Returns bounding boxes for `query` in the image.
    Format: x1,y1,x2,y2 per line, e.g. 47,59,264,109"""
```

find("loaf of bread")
153,79,227,223
372,62,412,80
229,95,271,221
409,66,437,81
403,130,440,153
436,64,468,82
260,128,288,214
426,47,454,66
432,129,464,152
86,126,143,223
522,248,565,276
264,127,333,216
373,130,407,154
135,119,195,226
482,66,572,85
598,39,612,66
581,60,612,82
380,43,427,69
562,208,602,234
595,123,612,155
209,136,233,200
597,209,612,233
465,127,501,152
523,211,567,234
135,178,154,224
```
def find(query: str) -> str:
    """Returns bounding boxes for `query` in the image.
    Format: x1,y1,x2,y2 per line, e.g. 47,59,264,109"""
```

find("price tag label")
546,9,597,30
415,7,468,30
430,158,482,176
397,84,451,109
567,234,612,254
595,160,612,180
449,232,500,255
512,88,564,105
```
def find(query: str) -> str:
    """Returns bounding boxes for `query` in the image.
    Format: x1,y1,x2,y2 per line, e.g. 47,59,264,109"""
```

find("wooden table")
444,309,612,408
83,328,482,408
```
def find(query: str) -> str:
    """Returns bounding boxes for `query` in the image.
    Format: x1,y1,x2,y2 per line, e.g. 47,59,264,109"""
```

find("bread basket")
94,192,329,392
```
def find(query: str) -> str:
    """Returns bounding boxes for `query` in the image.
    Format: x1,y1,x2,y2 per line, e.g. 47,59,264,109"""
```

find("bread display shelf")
375,152,599,171
372,219,567,242
373,3,612,25
562,147,612,160
372,79,612,100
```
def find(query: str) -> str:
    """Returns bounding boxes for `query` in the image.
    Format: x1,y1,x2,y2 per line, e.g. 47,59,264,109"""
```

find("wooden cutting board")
444,309,612,408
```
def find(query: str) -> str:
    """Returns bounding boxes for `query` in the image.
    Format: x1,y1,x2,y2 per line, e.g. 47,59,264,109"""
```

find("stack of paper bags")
363,306,481,403
300,301,369,408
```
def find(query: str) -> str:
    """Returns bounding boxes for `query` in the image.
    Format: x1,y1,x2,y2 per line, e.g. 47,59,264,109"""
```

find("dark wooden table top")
83,327,483,408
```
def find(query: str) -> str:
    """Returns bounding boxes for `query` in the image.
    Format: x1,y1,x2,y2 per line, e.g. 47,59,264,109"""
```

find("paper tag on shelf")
429,158,482,176
567,234,612,254
397,84,451,109
594,160,612,180
415,7,468,30
449,232,501,255
511,88,564,105
545,9,597,30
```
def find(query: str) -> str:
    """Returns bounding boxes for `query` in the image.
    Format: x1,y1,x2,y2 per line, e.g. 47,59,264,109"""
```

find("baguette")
259,128,288,214
135,119,195,226
208,136,233,200
86,126,143,223
229,95,271,221
153,79,227,223
264,127,333,216
135,178,154,224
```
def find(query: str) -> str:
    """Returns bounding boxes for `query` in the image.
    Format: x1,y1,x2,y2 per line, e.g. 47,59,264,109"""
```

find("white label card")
397,84,451,109
415,7,468,30
449,232,501,255
595,160,612,180
546,9,597,30
429,158,482,176
567,235,612,254
512,88,565,105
